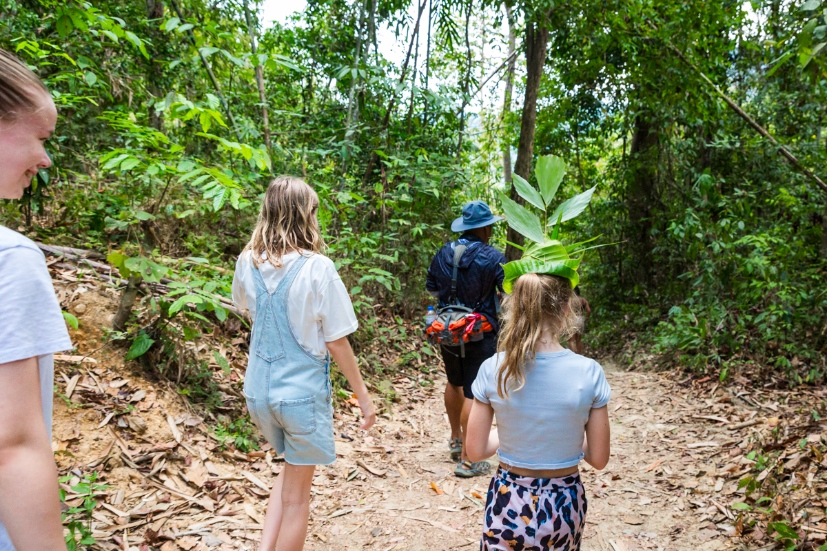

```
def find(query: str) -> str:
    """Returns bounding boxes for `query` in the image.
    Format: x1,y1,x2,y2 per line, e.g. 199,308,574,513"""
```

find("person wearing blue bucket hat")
425,200,506,478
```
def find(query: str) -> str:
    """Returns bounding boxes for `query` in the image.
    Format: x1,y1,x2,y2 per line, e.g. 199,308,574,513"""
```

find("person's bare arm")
326,337,376,430
466,399,499,462
583,405,610,469
0,357,65,550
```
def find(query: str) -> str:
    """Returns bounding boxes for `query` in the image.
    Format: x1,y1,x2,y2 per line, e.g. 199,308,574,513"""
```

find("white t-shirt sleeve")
232,254,249,311
472,356,496,404
591,361,612,408
316,262,358,342
0,246,72,364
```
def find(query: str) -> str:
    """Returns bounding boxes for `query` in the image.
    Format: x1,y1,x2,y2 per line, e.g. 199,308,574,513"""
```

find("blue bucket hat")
451,200,504,232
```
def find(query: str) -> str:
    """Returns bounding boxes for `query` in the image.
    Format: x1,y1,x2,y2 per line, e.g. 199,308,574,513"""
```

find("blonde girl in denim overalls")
233,176,376,551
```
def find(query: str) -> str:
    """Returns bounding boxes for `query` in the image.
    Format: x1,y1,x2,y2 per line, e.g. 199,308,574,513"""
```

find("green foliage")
214,416,259,453
59,472,108,551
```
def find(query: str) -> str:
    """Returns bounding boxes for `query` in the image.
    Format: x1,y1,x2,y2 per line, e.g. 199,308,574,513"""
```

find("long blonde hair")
243,176,325,268
496,273,583,397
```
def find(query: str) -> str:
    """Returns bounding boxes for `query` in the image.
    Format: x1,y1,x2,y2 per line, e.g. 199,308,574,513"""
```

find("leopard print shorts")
480,467,587,551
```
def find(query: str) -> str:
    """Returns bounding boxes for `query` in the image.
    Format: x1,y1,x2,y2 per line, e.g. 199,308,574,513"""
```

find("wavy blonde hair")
243,176,325,268
496,273,583,398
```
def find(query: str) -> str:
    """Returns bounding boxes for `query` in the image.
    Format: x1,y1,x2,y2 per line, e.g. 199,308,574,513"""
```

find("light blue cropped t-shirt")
472,349,611,470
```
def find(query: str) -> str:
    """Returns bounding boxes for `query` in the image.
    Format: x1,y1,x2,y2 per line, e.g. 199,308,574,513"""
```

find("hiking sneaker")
454,460,491,478
449,438,462,461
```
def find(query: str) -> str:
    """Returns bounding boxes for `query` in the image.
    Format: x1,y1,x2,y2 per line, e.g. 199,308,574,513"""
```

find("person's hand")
357,393,377,430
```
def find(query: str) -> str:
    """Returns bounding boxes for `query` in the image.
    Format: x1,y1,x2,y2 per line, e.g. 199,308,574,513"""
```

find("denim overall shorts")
243,255,336,465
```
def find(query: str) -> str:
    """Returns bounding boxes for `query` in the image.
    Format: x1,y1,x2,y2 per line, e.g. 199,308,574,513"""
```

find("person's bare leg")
460,395,473,461
275,464,315,551
260,466,285,551
260,464,316,551
444,383,464,441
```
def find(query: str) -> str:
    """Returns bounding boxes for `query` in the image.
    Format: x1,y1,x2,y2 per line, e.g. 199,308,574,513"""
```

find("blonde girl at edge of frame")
232,176,376,551
466,273,611,550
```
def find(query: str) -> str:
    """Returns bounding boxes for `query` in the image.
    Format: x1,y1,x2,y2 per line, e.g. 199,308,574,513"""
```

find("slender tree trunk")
362,0,427,184
455,0,473,158
626,113,659,283
169,0,240,141
343,0,367,171
822,200,827,258
505,14,551,261
113,273,143,331
146,0,165,131
244,4,271,152
423,0,432,122
501,2,516,186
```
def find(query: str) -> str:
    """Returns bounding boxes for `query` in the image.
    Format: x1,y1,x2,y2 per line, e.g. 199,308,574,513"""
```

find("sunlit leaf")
498,192,545,243
535,155,566,206
512,173,544,210
548,187,596,227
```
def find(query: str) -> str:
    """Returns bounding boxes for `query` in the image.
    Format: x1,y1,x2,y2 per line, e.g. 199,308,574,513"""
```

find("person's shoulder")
568,352,605,375
0,226,42,255
480,351,505,374
477,242,506,262
303,252,342,282
235,249,253,267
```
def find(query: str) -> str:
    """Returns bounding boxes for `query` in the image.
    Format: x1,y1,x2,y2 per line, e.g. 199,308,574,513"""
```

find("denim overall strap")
249,255,309,363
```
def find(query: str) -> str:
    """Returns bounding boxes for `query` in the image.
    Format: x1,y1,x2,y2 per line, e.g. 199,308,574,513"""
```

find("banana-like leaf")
548,186,596,227
502,258,581,293
535,155,566,206
498,192,545,243
511,173,544,211
522,240,569,263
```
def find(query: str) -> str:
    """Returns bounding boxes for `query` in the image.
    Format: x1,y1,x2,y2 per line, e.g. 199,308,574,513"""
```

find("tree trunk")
501,2,516,186
362,0,427,184
113,273,143,331
455,0,473,158
822,200,827,258
146,0,165,131
244,4,271,152
505,14,551,261
343,0,367,171
626,113,659,283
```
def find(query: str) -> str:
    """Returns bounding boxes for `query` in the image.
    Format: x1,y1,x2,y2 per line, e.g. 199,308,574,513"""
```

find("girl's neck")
535,327,565,354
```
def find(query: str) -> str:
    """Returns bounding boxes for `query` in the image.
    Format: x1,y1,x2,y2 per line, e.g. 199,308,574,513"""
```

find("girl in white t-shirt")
466,273,611,550
232,176,375,551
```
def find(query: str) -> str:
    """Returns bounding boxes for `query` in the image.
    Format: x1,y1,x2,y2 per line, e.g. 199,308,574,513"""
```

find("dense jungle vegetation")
1,0,826,386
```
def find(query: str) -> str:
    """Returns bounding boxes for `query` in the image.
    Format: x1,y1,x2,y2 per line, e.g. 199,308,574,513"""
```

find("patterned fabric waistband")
495,466,582,490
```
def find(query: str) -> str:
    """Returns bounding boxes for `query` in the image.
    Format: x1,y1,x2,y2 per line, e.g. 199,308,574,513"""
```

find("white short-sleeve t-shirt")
232,250,358,358
0,226,73,550
472,349,611,470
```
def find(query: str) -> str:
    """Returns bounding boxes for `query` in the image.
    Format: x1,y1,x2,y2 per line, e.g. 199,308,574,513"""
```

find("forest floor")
50,267,827,551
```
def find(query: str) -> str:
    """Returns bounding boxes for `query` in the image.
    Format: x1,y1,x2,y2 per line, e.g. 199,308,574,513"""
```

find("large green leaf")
511,173,544,211
535,155,566,206
502,258,581,293
522,240,570,263
125,332,155,361
548,186,596,227
498,192,545,243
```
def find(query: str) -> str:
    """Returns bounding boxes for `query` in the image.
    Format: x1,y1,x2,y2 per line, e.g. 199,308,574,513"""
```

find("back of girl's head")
244,176,325,267
0,48,49,122
496,273,582,397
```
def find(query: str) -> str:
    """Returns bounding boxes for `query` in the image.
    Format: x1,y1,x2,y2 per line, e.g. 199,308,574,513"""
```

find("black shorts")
440,335,497,399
